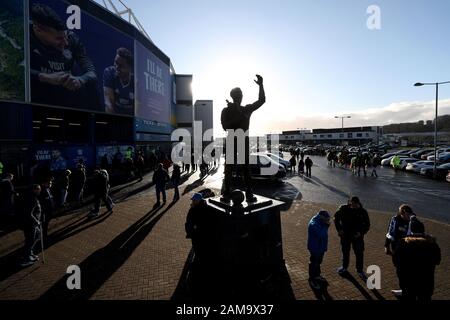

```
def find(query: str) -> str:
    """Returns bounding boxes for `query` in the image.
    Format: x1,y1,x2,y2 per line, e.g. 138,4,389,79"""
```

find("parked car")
447,171,450,183
438,152,450,163
262,152,291,170
392,158,418,170
420,163,450,180
411,148,434,159
427,152,450,162
405,160,435,173
247,154,286,180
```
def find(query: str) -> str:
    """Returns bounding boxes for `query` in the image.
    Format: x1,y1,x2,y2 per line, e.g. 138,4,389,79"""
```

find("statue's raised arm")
247,74,265,112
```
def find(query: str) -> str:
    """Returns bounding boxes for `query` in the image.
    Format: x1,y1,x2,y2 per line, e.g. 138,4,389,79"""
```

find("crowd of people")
307,199,441,300
288,149,315,178
0,146,444,300
0,148,172,267
326,148,382,178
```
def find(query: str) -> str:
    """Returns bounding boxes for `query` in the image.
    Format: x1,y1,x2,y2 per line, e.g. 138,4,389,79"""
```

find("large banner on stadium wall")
33,145,94,171
29,0,135,115
0,0,25,102
135,40,172,126
96,145,134,167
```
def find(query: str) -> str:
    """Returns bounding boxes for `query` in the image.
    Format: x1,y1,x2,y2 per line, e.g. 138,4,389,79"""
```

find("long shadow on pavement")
38,202,175,300
0,211,114,282
171,248,296,302
339,272,374,300
310,177,350,199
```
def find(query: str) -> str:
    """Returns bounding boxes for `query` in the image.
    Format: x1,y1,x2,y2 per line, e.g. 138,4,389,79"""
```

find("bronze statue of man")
220,74,265,203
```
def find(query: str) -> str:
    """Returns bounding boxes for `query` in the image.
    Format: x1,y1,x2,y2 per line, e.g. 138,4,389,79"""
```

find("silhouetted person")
334,196,370,279
71,164,86,205
57,170,71,207
298,159,305,175
136,152,145,181
305,157,313,178
393,216,441,300
290,155,297,173
308,210,331,290
221,75,265,203
385,204,416,298
185,193,217,266
89,169,114,218
19,184,42,267
39,178,54,243
171,164,181,201
371,154,380,178
153,163,169,205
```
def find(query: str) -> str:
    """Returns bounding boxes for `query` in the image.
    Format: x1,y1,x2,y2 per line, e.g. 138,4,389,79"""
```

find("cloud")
261,99,450,134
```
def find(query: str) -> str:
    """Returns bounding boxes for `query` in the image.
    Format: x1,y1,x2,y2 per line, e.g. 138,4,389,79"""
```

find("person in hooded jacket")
393,216,441,300
307,210,331,290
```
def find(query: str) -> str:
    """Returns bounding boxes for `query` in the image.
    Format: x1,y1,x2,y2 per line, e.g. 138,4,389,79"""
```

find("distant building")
277,127,381,146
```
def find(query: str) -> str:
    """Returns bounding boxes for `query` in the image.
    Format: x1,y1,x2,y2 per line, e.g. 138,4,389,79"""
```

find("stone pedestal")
207,194,285,270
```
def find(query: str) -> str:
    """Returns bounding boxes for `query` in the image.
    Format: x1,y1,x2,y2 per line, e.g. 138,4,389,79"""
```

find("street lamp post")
414,81,450,179
335,116,351,145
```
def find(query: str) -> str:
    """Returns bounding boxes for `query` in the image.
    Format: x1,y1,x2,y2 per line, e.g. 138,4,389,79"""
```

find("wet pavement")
202,155,450,224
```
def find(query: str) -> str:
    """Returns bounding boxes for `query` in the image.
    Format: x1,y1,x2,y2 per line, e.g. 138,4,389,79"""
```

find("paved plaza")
0,166,449,300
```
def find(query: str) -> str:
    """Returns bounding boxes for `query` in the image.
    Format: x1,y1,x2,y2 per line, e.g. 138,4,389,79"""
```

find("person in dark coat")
307,210,331,290
371,154,380,178
71,164,86,205
305,157,313,178
290,155,297,173
57,170,71,207
153,163,169,205
171,164,181,201
298,159,305,175
385,204,416,297
135,152,145,181
39,178,54,243
185,193,217,266
393,216,441,300
19,184,42,267
334,196,371,279
89,169,114,218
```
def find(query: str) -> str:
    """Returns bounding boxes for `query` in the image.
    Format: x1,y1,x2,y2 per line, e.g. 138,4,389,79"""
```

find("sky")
97,0,450,136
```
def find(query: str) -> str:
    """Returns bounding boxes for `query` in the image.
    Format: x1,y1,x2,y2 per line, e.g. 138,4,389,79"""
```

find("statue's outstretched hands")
254,74,263,86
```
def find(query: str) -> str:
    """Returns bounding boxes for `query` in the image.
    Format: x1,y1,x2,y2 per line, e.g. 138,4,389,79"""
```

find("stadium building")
0,0,211,183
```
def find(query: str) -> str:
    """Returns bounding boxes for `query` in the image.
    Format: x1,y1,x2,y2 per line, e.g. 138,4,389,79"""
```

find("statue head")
231,189,245,207
230,87,243,106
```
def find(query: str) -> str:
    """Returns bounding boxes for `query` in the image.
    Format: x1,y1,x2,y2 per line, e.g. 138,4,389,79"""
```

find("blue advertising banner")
135,40,171,125
29,0,134,115
33,145,94,171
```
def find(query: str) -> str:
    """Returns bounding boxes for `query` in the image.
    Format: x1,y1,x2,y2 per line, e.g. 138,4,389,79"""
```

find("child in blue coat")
307,210,331,290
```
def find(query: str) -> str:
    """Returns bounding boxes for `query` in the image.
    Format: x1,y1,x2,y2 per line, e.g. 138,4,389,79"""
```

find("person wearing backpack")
89,168,114,218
